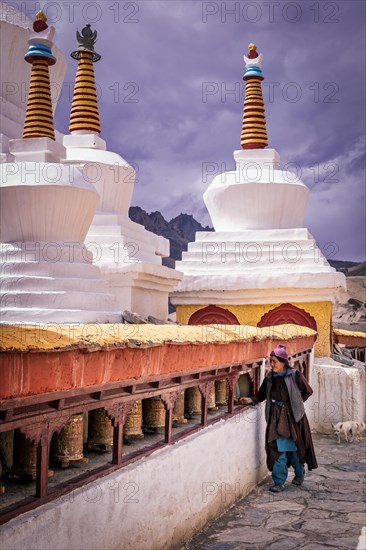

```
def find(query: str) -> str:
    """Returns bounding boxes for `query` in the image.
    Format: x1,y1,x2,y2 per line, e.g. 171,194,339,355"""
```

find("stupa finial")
71,23,101,62
247,43,258,59
240,43,268,150
22,11,56,139
69,24,101,134
34,10,48,31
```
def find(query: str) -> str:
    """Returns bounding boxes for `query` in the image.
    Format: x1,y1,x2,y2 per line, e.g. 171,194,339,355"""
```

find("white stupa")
62,24,182,320
0,7,121,324
171,44,346,356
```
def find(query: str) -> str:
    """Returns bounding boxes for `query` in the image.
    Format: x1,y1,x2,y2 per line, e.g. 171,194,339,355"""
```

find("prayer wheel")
88,408,113,451
215,380,228,405
142,397,165,431
173,390,185,421
13,429,37,480
208,383,217,410
173,391,187,424
124,401,143,438
237,374,250,399
185,387,202,416
51,413,84,466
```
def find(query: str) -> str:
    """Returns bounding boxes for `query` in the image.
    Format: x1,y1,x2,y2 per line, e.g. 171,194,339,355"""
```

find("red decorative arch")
257,303,317,331
188,305,239,325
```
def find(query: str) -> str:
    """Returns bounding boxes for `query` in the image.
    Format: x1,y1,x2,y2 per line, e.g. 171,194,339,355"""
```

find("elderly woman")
240,344,318,492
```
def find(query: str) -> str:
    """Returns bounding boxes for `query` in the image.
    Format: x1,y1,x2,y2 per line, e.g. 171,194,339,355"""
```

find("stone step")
186,239,320,253
0,244,92,263
175,260,332,272
182,248,328,264
194,228,311,242
0,275,107,292
0,261,102,278
0,308,122,324
1,290,118,310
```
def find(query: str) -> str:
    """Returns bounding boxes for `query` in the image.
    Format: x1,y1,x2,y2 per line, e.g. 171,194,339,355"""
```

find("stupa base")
0,243,121,324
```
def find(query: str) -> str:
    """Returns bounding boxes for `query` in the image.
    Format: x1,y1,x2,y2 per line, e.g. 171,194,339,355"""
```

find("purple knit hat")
270,344,289,361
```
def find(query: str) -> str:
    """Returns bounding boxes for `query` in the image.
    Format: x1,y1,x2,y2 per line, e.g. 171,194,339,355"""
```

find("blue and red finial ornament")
243,43,264,81
24,11,56,66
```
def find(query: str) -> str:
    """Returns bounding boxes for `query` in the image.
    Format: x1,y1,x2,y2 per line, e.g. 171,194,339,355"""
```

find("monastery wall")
1,409,268,550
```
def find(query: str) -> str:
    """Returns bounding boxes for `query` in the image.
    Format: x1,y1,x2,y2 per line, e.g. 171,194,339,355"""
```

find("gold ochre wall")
176,302,332,357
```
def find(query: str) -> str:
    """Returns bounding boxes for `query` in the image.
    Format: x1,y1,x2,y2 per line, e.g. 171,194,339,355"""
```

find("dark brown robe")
252,369,318,471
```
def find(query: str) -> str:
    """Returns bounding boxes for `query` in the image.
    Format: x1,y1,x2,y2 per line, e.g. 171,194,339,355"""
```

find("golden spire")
240,44,268,150
22,13,56,139
69,24,101,134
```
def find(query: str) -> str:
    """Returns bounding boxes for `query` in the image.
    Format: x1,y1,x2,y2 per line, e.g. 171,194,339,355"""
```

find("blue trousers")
272,451,305,485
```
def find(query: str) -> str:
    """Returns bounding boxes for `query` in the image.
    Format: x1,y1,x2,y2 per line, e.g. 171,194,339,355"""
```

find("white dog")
332,421,366,443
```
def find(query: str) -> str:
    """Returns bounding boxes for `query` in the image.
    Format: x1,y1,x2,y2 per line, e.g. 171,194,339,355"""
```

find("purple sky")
20,1,365,261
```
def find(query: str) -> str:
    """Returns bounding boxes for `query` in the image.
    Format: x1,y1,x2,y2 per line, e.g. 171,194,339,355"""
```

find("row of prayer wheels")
7,381,229,480
143,381,229,430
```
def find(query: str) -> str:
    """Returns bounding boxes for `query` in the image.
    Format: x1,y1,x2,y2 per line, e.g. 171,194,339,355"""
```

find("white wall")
310,357,366,432
1,407,268,550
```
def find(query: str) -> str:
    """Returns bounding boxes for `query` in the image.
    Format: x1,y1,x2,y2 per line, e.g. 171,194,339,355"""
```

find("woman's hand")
239,397,252,405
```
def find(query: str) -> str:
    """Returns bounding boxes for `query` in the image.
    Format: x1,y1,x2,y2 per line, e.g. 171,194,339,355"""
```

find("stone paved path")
184,434,366,550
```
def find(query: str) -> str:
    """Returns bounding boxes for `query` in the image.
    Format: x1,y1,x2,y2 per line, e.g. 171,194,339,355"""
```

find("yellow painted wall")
176,302,332,357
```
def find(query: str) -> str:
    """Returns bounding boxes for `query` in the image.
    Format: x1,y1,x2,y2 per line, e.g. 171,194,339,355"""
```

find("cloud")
15,0,364,261
304,137,365,261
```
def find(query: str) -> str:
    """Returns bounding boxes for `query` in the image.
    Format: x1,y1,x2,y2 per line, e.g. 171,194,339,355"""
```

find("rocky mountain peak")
129,206,212,267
